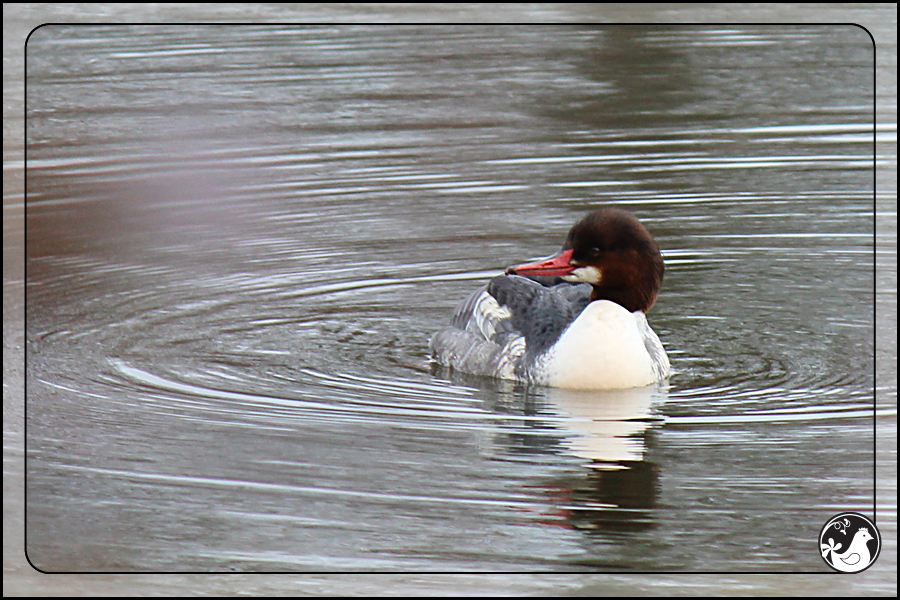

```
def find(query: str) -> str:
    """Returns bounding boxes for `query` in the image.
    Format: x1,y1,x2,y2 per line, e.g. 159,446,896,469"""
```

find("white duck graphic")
821,527,874,572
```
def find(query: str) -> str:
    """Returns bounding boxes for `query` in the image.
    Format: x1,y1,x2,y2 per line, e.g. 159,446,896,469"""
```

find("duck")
429,207,670,390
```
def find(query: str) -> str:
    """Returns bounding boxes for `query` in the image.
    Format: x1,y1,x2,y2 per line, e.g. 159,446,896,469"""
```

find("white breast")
531,300,667,390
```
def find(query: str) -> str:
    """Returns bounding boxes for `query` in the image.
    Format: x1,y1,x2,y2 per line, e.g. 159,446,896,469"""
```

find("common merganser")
430,207,670,390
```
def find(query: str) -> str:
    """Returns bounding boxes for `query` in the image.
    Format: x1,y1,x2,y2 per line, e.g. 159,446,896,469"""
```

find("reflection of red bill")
508,249,575,276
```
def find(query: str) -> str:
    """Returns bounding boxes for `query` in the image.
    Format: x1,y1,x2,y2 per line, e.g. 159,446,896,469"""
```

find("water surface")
19,20,893,583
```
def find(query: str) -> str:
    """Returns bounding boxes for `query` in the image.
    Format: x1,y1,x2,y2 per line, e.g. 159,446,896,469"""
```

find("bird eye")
589,246,601,256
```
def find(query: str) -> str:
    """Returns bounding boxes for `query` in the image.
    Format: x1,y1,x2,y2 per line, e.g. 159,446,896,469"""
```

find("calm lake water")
8,11,897,595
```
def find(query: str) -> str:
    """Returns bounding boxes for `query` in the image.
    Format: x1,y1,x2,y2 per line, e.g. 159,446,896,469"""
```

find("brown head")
508,207,664,313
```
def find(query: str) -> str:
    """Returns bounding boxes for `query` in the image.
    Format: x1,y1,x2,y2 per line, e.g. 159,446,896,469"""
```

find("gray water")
7,7,897,596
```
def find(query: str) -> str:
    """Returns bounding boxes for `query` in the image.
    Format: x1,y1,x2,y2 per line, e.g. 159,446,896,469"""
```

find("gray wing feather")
487,275,591,357
430,275,591,379
634,311,670,381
